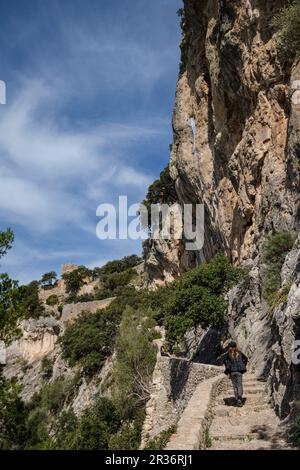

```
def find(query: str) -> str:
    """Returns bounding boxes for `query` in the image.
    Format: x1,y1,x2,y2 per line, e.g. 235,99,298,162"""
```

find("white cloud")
0,80,162,233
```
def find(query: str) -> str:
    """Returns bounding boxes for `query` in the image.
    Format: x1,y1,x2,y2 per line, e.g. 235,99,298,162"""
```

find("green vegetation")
141,166,177,229
0,228,14,258
0,229,44,341
95,255,142,277
288,414,300,447
46,294,59,306
204,428,212,449
144,426,176,450
0,376,28,450
14,281,45,319
160,255,243,350
101,268,136,291
60,308,116,377
60,286,150,379
262,231,295,304
272,0,300,64
64,255,142,304
113,306,157,418
270,280,293,310
62,266,93,296
67,398,120,450
40,271,57,287
0,233,243,450
41,357,53,380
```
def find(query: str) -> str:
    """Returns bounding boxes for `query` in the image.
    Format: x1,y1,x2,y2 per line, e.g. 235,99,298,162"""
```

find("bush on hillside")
113,306,157,419
272,0,300,64
141,165,177,229
60,308,117,377
288,414,300,447
65,398,121,450
46,294,59,306
41,357,53,380
262,231,296,303
62,266,92,295
93,255,142,278
40,271,57,287
161,255,243,350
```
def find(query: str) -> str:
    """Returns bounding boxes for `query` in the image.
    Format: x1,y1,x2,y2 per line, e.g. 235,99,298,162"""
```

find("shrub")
52,410,78,449
24,375,81,449
109,422,143,450
46,294,59,306
288,414,300,447
0,228,14,259
162,255,243,349
101,268,135,291
262,231,296,303
113,306,157,419
14,281,45,319
60,309,117,377
144,426,176,450
62,266,92,295
272,0,300,64
41,357,53,380
1,279,45,342
0,375,29,450
95,255,142,277
67,398,121,450
141,165,177,229
40,271,57,287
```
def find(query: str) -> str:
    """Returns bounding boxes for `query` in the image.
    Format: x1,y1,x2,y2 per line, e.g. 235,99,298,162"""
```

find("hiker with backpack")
223,341,248,407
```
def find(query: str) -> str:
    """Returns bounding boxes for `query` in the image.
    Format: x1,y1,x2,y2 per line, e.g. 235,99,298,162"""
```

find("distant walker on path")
223,341,248,407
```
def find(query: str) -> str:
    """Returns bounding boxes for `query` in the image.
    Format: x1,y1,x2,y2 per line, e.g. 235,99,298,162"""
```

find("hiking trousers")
230,372,243,400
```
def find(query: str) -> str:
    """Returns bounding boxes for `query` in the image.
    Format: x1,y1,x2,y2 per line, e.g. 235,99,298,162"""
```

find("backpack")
224,351,248,375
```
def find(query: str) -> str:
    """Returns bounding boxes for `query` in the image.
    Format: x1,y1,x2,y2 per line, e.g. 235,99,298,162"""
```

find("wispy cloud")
0,79,162,233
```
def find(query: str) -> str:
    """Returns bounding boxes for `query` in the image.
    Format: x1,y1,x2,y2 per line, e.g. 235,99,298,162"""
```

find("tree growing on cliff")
62,266,92,295
0,228,14,259
40,271,57,287
113,306,157,418
262,231,296,303
272,0,300,63
141,165,177,230
0,228,20,341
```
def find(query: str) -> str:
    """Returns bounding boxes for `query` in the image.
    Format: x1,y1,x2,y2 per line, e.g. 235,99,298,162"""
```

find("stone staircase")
208,374,291,450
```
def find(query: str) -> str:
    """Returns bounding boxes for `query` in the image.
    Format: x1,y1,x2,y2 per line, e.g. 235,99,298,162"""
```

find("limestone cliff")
147,0,299,282
146,0,300,419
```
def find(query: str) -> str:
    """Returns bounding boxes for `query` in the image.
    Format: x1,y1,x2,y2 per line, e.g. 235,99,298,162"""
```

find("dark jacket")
223,351,248,375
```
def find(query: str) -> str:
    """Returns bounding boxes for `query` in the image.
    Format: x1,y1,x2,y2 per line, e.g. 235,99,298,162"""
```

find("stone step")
209,438,289,450
243,379,267,385
216,394,266,406
209,413,279,440
211,432,263,442
244,383,266,390
214,404,270,417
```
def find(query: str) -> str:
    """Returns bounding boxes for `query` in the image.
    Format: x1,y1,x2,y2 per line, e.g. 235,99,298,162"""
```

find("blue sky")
0,0,182,284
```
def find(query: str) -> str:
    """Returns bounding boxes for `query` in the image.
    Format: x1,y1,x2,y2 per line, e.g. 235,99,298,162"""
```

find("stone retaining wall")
61,298,115,325
141,355,222,447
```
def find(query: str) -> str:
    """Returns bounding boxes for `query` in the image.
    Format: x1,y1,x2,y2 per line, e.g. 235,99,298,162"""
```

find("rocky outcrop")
146,0,299,283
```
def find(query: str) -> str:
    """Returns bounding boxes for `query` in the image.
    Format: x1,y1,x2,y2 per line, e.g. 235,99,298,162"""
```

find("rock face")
146,0,299,283
145,1,300,419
